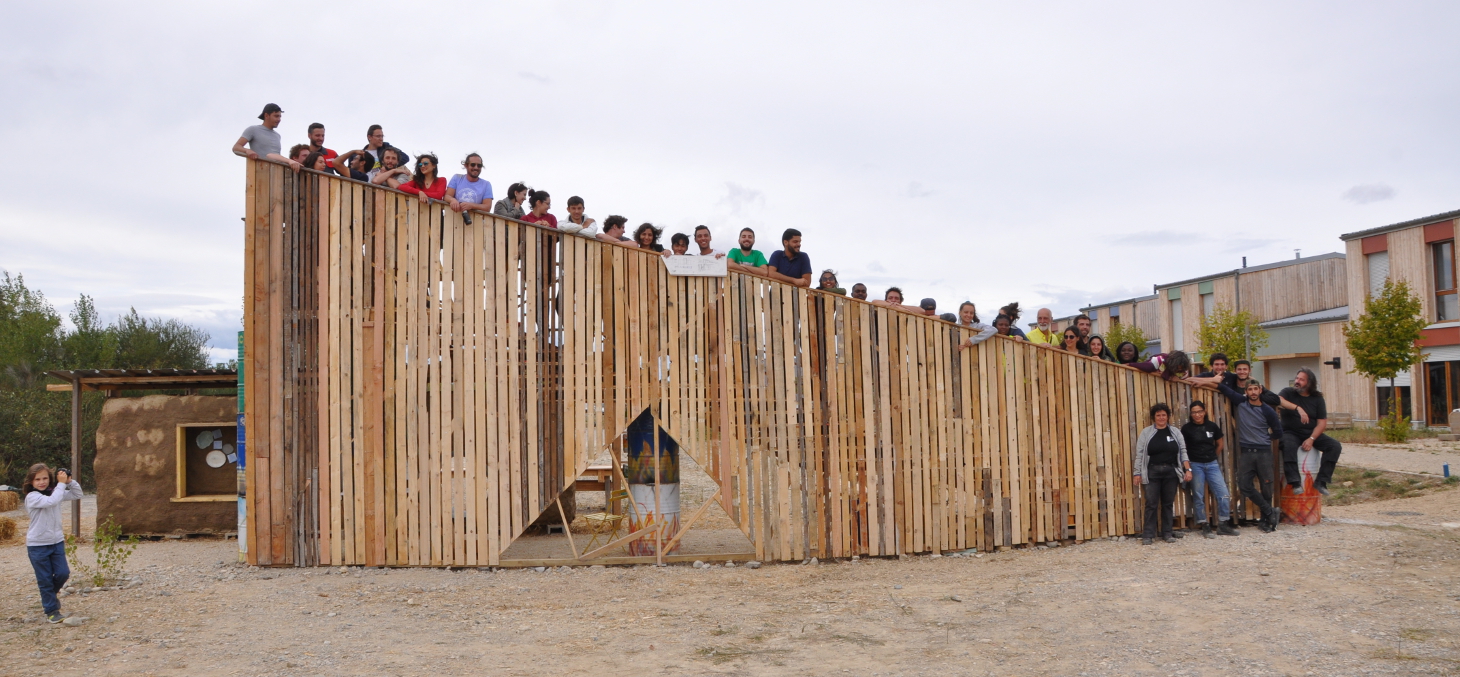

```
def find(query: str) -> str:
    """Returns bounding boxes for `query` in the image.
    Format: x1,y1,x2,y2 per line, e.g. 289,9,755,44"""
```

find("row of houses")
1048,207,1460,428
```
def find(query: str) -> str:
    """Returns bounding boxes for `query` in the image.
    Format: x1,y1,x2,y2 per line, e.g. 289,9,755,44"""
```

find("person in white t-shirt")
692,225,726,258
446,153,494,224
559,196,599,237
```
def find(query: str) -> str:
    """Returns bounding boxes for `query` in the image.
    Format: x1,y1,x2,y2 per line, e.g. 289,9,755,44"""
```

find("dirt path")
1342,439,1460,476
2,487,1459,675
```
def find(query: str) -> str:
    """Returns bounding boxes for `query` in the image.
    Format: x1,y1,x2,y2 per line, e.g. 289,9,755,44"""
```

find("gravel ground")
0,478,1457,675
1342,439,1460,476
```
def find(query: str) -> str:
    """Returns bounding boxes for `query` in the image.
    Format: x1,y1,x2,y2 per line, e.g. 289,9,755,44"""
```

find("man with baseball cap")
232,104,300,170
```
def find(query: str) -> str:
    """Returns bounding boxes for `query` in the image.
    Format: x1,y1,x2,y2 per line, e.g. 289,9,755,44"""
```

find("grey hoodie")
25,480,84,547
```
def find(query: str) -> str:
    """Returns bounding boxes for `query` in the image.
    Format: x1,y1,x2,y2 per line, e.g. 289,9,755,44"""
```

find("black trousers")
1142,464,1179,538
1281,432,1343,487
1236,447,1275,516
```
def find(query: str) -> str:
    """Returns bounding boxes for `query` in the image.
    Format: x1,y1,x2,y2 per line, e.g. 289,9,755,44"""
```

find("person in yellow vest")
1025,308,1061,345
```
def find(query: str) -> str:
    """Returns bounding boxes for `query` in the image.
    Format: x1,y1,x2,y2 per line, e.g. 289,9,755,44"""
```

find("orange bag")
1280,448,1322,526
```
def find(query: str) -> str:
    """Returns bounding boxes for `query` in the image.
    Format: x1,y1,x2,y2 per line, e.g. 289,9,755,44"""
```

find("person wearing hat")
232,103,300,170
919,298,938,317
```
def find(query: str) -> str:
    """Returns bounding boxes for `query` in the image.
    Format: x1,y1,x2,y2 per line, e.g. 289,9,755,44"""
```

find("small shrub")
1378,413,1412,443
65,515,139,587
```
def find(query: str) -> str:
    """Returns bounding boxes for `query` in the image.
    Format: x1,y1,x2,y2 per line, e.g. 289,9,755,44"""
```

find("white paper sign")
662,254,728,277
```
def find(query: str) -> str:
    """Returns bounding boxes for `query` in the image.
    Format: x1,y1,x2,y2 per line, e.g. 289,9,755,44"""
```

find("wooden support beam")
577,522,662,561
661,487,721,554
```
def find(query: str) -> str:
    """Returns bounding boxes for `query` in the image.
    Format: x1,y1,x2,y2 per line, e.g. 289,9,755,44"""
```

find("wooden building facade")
1342,208,1460,427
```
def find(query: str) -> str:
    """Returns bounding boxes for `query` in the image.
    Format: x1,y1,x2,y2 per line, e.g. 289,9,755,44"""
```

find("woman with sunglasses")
1059,327,1083,353
397,153,447,201
818,270,846,295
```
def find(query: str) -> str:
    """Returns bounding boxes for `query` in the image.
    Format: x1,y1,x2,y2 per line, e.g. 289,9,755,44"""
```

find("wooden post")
70,375,82,538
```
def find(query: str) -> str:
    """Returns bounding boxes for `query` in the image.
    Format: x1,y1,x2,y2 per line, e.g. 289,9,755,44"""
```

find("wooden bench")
574,463,618,513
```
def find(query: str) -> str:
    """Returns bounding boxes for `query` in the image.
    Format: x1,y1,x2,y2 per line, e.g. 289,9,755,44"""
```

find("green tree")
1105,322,1148,355
0,271,216,486
0,272,64,376
1344,278,1427,442
1195,303,1269,362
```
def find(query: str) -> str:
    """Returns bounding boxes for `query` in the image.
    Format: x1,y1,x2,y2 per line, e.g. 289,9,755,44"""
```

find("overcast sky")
3,2,1458,363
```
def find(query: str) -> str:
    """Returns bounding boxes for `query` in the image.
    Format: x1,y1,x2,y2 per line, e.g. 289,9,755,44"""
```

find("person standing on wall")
232,103,300,170
23,464,84,623
727,228,768,275
446,153,495,224
1277,368,1343,496
765,228,812,288
1026,308,1061,346
1217,378,1285,532
1181,400,1240,538
954,301,997,350
1133,403,1192,545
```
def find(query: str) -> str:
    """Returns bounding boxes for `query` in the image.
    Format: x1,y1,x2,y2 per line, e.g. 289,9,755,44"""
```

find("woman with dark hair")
522,189,557,228
301,151,336,176
1131,350,1191,381
992,315,1024,341
955,301,996,350
493,183,529,220
1059,327,1082,353
818,270,846,295
398,153,447,200
634,223,663,252
23,463,84,623
1133,402,1192,545
1114,341,1140,365
999,303,1027,339
1087,335,1116,362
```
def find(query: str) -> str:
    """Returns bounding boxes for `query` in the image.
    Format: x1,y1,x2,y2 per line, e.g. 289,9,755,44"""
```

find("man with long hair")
1276,368,1343,496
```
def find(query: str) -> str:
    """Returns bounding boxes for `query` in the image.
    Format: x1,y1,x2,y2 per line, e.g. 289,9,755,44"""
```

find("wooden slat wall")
245,161,1240,566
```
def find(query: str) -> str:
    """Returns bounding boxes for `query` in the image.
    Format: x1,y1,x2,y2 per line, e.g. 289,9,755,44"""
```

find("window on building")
1201,292,1215,317
1378,385,1412,422
1426,361,1460,426
1434,241,1457,321
1366,251,1389,297
1170,299,1184,351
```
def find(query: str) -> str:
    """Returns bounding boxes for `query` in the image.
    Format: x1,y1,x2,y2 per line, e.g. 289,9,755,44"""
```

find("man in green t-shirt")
727,227,768,273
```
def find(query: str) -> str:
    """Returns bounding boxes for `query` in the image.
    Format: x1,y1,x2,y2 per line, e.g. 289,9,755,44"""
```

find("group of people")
1135,355,1343,544
234,104,1345,544
232,105,821,288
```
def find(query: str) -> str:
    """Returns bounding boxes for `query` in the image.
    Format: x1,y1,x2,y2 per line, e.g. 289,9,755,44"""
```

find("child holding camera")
24,464,84,623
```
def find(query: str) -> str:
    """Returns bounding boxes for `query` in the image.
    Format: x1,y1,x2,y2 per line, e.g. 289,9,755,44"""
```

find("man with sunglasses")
330,149,372,181
447,153,494,223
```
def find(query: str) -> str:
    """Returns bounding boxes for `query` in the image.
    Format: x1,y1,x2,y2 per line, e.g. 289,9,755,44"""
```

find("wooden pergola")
45,369,239,536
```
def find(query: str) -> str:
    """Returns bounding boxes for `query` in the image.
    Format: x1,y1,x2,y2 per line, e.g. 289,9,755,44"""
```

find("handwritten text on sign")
662,255,728,277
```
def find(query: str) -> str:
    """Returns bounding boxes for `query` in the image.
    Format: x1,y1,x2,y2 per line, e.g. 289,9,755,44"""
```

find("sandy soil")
2,477,1459,675
1343,439,1460,476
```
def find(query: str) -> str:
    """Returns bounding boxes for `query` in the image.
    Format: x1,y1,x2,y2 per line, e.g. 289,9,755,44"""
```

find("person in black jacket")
1276,368,1343,496
1217,378,1285,532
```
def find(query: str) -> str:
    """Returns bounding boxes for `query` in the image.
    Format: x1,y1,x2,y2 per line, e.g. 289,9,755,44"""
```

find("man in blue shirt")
765,228,812,288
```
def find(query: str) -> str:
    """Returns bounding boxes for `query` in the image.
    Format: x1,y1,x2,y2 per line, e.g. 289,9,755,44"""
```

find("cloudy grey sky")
3,2,1458,363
